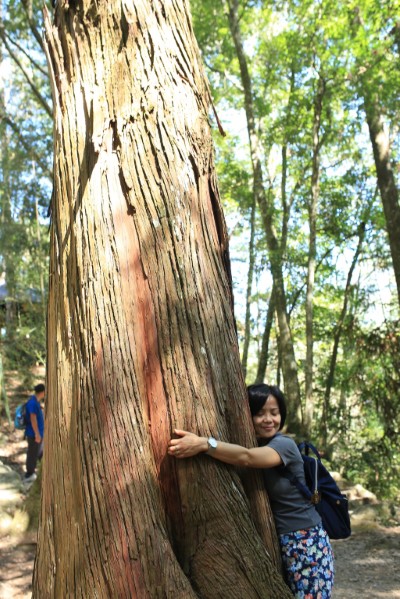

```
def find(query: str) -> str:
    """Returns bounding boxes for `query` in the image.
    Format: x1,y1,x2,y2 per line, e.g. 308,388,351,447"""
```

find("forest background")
0,0,399,513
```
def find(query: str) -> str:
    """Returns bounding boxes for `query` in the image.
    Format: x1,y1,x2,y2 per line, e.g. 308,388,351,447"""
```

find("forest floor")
0,431,36,597
0,370,399,598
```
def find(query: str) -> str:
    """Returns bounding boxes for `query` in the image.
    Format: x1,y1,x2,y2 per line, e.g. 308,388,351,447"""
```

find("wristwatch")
207,437,218,453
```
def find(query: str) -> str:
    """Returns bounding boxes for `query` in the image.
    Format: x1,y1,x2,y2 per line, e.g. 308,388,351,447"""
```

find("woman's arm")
168,429,282,469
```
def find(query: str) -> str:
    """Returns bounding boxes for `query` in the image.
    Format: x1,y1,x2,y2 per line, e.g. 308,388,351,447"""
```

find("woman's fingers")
174,429,190,437
167,436,183,456
167,443,185,458
168,430,196,458
168,430,207,458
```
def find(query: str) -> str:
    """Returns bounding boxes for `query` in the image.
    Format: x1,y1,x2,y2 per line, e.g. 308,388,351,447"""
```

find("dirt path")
332,527,400,598
0,427,35,599
0,534,35,599
0,521,399,598
0,371,41,599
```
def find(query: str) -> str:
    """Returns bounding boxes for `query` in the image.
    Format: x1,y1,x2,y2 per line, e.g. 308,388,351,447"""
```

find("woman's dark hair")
247,383,287,430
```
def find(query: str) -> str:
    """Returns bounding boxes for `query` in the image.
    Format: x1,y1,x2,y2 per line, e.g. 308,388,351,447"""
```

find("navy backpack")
283,441,351,540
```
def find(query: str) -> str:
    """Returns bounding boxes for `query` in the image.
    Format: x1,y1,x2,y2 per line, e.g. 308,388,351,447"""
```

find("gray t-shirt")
262,434,321,535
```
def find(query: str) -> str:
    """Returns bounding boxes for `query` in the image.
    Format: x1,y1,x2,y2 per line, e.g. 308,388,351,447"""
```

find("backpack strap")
297,441,321,460
281,444,321,504
280,467,313,501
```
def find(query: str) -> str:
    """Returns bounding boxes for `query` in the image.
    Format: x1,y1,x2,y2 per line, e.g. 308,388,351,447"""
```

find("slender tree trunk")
364,96,400,308
255,284,275,384
304,75,325,431
33,162,47,322
35,2,291,597
226,0,302,430
0,353,10,423
322,222,366,443
351,9,400,309
241,195,256,377
0,13,5,401
0,24,17,338
280,144,289,249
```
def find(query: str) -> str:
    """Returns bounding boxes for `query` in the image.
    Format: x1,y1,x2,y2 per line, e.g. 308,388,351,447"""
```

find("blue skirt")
279,523,334,598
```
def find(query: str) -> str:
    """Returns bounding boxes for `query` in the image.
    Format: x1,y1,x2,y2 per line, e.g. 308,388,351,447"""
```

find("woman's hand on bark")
168,429,208,458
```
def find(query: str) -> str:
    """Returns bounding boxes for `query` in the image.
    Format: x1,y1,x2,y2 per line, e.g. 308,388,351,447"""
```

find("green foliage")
1,0,398,502
3,303,46,368
0,0,51,377
326,320,400,501
190,0,400,501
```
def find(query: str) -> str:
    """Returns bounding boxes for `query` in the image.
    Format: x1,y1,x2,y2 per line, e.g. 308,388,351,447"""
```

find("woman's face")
252,395,281,439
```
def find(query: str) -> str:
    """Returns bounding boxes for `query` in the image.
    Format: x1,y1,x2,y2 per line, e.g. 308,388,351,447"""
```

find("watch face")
208,437,218,449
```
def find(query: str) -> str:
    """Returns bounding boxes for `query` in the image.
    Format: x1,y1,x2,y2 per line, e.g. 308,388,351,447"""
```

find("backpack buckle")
311,490,321,505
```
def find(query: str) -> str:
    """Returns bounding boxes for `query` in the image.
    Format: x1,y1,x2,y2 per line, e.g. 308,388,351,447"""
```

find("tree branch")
21,0,46,51
3,30,49,78
0,29,53,118
0,112,53,181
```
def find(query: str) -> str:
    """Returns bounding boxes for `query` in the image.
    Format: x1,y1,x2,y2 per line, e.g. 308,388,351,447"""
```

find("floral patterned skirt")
279,523,334,598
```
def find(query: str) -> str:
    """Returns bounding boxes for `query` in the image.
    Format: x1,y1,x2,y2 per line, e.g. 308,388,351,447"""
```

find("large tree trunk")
35,2,291,598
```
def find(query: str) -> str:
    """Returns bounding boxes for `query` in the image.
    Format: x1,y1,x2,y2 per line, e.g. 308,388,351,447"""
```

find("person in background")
168,383,334,599
24,383,45,483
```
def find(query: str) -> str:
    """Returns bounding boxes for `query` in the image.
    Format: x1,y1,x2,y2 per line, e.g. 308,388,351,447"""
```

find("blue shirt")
25,395,44,438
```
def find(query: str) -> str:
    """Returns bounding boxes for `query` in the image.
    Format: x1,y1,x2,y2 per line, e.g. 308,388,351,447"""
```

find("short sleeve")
267,435,300,467
26,399,40,418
